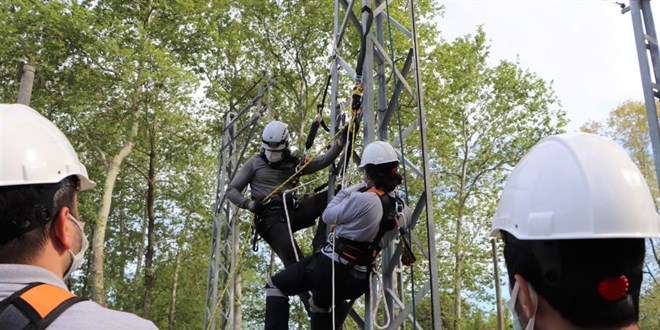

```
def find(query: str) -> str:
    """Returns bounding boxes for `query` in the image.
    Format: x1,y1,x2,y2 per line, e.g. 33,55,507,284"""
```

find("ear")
52,207,73,250
513,274,536,319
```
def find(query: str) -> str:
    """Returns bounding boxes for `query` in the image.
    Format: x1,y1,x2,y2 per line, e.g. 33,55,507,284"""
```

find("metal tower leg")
331,0,441,328
627,0,660,191
204,78,273,329
204,113,238,330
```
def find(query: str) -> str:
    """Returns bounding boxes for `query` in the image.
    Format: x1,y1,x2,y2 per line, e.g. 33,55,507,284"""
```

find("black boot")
265,296,289,330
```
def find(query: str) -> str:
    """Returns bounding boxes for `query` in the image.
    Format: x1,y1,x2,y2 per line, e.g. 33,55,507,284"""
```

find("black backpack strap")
0,282,87,330
34,296,88,330
369,192,399,249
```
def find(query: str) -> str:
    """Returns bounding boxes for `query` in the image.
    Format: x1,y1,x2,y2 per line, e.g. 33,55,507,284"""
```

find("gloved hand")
248,200,266,214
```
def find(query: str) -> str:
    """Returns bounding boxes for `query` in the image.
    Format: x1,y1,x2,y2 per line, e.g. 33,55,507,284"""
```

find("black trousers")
257,191,329,316
256,191,329,267
265,253,369,330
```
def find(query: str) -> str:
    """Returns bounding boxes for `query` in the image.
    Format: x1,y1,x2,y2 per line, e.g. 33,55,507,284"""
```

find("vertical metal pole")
376,0,389,141
329,0,340,201
228,114,238,330
362,2,376,326
641,0,660,81
362,0,375,145
630,0,660,190
374,0,397,324
492,239,504,330
17,62,35,106
409,0,442,328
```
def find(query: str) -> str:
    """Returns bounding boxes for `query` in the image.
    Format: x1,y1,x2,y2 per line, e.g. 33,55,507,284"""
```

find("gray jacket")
322,183,412,250
227,143,342,209
0,264,158,330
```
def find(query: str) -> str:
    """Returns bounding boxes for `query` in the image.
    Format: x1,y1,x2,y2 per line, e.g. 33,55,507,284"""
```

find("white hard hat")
492,133,660,240
1,104,95,190
262,120,289,151
359,141,399,168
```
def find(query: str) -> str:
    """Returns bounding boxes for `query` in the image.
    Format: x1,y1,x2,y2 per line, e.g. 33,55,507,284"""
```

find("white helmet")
359,141,399,168
0,104,95,190
262,120,289,151
492,133,660,240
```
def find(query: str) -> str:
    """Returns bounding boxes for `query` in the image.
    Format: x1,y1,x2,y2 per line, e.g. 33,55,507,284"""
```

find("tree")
423,28,566,329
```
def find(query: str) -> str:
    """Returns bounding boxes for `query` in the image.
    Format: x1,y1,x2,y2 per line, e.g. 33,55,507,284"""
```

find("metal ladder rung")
645,33,659,47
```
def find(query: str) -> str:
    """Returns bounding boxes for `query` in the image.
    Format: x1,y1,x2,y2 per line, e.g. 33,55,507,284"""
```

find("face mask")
265,149,284,163
507,281,538,330
64,214,89,279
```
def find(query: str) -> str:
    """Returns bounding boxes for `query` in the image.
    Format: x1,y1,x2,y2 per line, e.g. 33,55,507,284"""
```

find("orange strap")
366,188,385,196
19,283,76,318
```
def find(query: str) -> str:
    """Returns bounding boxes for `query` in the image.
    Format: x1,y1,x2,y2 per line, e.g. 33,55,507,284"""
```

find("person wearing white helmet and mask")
0,104,157,329
263,141,412,329
491,132,660,330
227,120,346,263
227,120,346,314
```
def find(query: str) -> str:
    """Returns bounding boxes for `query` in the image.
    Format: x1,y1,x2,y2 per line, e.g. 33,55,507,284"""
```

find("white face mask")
508,281,538,330
265,149,284,163
64,214,89,279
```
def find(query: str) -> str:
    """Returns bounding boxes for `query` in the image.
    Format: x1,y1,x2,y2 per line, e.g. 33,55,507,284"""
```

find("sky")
436,0,660,131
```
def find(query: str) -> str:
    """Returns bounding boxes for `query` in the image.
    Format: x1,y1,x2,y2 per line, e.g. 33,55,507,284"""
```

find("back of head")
0,104,95,261
492,133,660,327
360,141,401,192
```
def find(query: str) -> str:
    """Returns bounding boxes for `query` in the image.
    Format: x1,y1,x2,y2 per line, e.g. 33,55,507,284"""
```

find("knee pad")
266,277,287,298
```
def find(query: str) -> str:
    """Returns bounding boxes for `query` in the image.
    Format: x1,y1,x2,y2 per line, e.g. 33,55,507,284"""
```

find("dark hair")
0,177,78,263
364,162,402,192
503,232,644,328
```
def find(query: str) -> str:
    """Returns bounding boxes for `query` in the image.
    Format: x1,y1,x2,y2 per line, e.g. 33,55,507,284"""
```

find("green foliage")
1,0,565,328
421,26,565,328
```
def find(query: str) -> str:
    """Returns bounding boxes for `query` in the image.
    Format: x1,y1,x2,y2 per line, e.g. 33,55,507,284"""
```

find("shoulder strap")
0,282,87,330
367,191,400,254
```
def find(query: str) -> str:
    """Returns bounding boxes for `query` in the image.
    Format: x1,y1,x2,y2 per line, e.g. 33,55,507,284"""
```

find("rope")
206,123,350,330
331,229,337,330
282,191,300,262
283,176,326,195
281,175,327,263
370,268,391,329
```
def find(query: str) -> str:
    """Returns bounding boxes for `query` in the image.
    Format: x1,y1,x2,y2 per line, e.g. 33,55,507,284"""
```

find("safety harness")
333,187,402,269
252,152,305,252
0,282,87,330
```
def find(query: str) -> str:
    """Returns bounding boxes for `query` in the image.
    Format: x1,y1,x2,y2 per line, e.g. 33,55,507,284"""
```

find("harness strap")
0,282,87,330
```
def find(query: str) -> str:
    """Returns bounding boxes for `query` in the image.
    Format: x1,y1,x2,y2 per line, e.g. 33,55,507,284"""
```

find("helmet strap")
504,232,562,287
2,177,79,241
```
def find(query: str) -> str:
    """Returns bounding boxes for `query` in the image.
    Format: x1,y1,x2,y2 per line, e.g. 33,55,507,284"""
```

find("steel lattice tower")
204,0,441,328
328,0,441,328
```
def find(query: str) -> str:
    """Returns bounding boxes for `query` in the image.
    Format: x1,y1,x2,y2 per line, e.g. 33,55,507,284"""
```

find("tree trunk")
453,211,464,330
169,243,184,330
143,124,157,319
492,239,504,330
454,122,469,330
90,118,139,305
